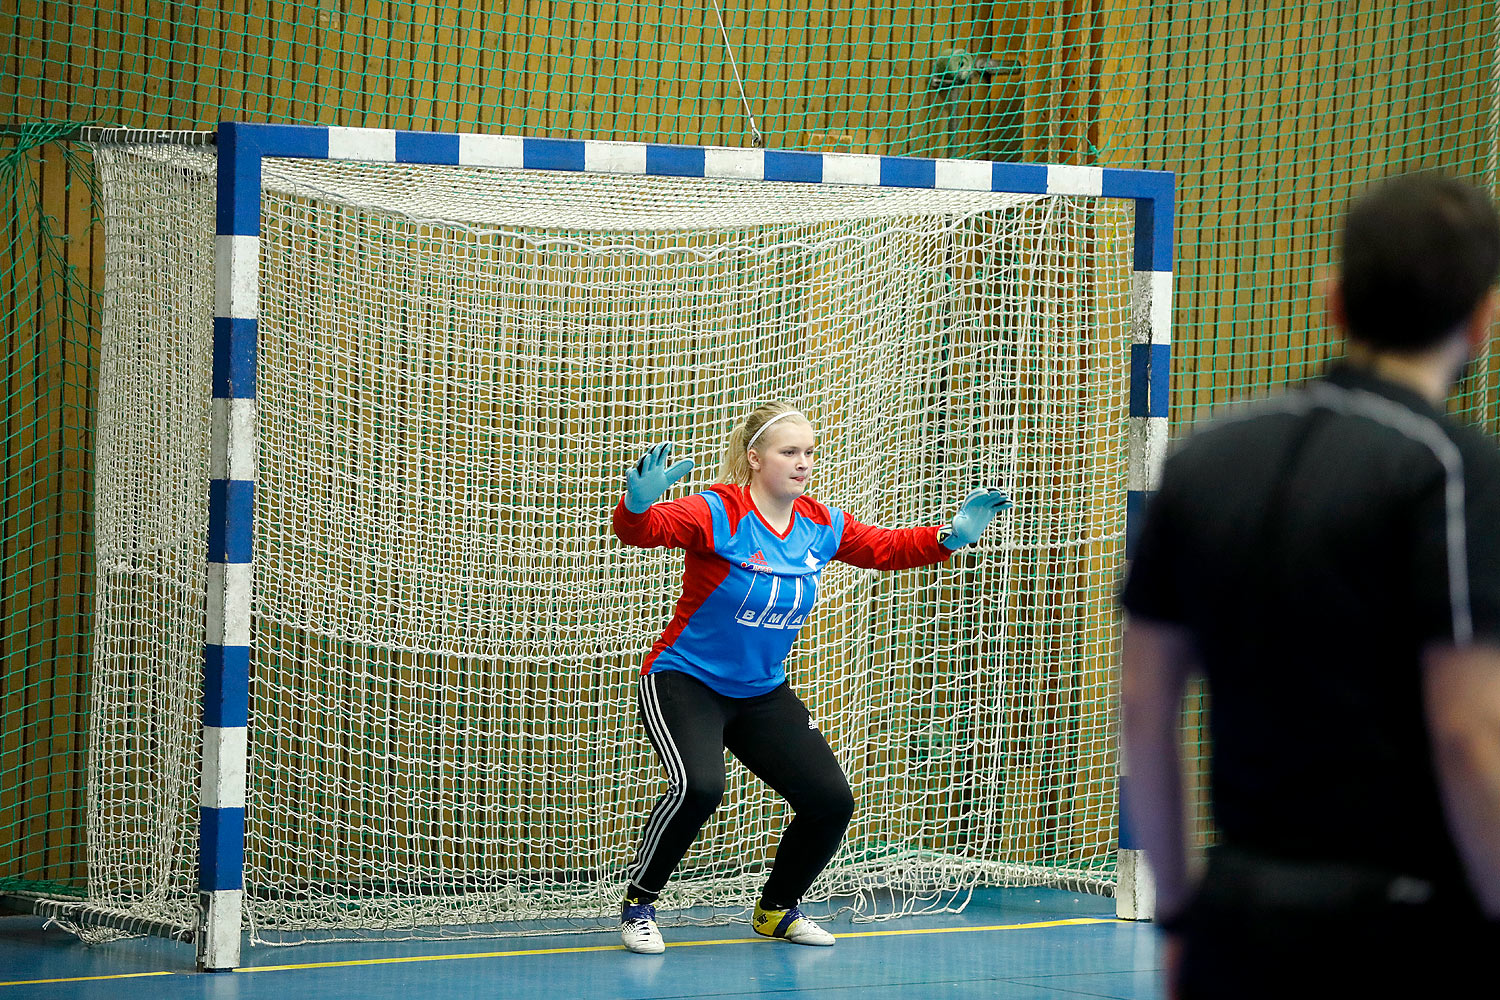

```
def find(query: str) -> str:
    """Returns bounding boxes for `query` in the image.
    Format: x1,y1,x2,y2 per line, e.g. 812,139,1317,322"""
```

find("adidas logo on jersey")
740,550,773,573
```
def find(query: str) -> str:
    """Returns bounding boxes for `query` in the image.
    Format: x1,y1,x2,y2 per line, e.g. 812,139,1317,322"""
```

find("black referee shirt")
1121,362,1500,890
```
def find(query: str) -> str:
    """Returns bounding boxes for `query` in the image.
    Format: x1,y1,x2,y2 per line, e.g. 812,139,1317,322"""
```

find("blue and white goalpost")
68,123,1172,971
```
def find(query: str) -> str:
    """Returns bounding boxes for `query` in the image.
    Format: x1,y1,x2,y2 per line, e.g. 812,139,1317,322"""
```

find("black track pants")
625,670,855,907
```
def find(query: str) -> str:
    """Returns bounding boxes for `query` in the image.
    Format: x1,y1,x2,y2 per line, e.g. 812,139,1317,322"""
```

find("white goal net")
85,139,1134,944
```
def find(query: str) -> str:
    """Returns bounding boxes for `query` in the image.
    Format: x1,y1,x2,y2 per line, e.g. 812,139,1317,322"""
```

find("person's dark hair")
1339,172,1500,351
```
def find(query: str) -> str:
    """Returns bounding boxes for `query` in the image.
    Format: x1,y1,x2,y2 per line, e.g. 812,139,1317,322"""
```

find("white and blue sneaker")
621,900,665,954
752,901,836,946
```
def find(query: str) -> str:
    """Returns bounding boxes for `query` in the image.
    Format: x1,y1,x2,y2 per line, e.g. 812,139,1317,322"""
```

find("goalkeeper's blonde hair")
719,402,812,485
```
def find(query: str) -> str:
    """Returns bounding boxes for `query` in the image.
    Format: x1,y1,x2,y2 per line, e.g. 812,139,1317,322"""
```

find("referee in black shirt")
1122,171,1500,998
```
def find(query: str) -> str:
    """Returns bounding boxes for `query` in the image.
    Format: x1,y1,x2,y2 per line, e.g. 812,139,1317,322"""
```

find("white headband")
746,410,806,451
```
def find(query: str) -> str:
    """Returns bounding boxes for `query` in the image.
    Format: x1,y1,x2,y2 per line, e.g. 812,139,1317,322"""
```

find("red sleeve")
834,511,953,570
612,493,714,551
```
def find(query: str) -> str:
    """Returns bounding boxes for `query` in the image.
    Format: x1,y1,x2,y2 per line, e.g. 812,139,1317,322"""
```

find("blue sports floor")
0,889,1164,999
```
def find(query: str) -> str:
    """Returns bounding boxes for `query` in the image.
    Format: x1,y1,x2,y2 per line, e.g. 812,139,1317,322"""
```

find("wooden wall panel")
0,147,43,886
3,1,1012,144
1122,1,1495,428
0,141,94,890
5,0,1498,891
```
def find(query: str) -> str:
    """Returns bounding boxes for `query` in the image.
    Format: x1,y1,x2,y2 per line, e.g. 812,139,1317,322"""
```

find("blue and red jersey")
613,483,952,697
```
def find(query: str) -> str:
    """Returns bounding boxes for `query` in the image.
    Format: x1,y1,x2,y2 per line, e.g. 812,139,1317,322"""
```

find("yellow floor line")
0,971,175,987
1,916,1123,985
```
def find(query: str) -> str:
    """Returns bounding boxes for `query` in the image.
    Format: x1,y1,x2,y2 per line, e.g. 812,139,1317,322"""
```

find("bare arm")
1121,615,1200,924
1423,641,1500,918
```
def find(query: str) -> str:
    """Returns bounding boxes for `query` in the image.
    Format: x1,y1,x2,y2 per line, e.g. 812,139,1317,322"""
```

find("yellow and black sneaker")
752,901,835,946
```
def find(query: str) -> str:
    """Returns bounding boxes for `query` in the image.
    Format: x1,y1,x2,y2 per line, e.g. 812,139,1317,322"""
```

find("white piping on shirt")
1306,384,1472,645
1201,382,1472,644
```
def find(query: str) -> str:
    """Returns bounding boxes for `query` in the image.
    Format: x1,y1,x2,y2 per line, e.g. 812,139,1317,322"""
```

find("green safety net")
3,1,1496,900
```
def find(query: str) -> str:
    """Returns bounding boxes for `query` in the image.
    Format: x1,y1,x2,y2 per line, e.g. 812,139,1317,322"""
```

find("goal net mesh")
87,141,1134,943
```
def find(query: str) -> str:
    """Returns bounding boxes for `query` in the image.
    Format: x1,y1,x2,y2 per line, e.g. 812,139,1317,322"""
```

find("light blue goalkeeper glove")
624,443,696,513
940,487,1014,550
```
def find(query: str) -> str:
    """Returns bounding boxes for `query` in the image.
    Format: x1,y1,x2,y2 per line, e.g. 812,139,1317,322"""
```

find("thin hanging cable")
708,0,764,148
1490,1,1498,198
